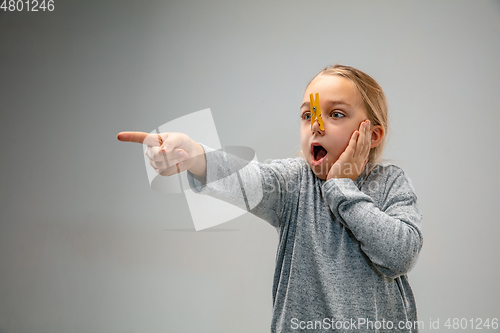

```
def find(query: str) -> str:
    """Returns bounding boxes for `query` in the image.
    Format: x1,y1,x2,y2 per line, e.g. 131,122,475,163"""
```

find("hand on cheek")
327,120,371,181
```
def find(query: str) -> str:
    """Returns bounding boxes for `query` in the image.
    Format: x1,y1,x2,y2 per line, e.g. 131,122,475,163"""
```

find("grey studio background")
1,1,499,332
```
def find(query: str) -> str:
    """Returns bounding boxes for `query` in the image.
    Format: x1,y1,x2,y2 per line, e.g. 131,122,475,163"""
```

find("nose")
311,116,324,135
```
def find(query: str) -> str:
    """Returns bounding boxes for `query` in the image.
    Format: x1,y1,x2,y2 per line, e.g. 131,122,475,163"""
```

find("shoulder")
361,163,418,206
364,163,413,186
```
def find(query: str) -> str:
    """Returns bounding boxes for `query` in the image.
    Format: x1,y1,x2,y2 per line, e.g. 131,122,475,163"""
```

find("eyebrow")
300,100,352,110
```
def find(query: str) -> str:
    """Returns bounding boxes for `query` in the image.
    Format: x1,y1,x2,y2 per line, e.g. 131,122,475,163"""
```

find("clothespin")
310,92,324,131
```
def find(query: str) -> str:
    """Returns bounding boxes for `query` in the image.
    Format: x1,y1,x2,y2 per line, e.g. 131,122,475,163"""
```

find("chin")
309,160,330,180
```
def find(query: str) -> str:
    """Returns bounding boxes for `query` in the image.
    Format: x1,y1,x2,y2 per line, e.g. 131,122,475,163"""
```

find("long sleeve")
190,156,422,330
321,166,423,278
187,144,305,228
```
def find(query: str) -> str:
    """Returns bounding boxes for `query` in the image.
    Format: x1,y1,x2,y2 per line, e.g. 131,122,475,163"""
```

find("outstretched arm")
187,144,304,228
117,131,207,179
117,131,302,228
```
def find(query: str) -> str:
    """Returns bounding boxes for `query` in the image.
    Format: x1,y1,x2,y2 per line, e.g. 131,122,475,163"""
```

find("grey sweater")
187,145,423,333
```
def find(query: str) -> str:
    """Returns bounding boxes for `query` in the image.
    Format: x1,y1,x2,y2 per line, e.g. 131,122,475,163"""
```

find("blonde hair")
306,64,389,166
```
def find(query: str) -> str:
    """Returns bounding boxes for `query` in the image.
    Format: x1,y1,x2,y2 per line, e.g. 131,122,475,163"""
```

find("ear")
370,125,384,148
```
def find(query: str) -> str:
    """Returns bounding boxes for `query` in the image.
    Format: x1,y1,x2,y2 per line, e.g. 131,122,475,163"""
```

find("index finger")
116,131,160,146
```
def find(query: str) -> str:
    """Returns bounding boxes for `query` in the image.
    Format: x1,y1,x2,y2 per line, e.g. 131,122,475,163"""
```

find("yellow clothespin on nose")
310,92,324,131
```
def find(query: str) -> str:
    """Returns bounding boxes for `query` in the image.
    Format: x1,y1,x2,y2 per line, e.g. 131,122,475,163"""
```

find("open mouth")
311,143,328,166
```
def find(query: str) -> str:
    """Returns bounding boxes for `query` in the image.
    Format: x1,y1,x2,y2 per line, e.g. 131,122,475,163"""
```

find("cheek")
337,130,353,149
300,129,309,149
325,129,352,155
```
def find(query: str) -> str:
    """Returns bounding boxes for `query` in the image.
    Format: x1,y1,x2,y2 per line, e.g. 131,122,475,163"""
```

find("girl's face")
300,74,370,179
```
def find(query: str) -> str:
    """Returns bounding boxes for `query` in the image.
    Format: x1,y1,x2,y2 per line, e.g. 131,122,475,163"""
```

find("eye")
330,111,345,119
301,112,311,121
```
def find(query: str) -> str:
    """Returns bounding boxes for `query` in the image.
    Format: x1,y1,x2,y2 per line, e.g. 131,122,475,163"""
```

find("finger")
160,162,184,177
162,133,185,155
145,146,165,162
356,120,371,159
345,130,359,158
152,166,160,174
117,131,148,143
362,159,368,170
154,165,171,175
150,148,188,168
362,121,372,158
149,157,170,171
147,145,186,163
157,133,168,148
117,131,161,146
354,121,367,159
162,148,188,165
152,161,178,174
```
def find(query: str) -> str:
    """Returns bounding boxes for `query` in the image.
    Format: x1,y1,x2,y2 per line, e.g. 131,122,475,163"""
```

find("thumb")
116,131,159,146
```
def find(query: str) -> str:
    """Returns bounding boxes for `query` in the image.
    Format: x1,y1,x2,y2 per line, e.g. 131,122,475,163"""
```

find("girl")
117,64,423,332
